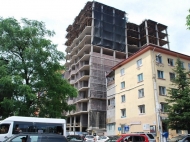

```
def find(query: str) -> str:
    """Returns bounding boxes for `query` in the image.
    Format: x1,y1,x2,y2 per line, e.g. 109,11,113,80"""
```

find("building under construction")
64,1,169,135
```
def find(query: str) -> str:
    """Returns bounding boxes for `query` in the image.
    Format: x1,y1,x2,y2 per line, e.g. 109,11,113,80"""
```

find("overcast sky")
1,0,190,58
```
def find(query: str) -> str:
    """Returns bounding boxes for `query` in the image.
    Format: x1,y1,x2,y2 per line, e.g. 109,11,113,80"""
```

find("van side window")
12,121,34,134
34,123,63,135
0,124,10,134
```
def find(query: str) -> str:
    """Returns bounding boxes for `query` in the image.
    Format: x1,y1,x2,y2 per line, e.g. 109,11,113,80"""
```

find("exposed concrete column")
90,2,95,54
138,26,141,47
69,117,72,131
145,20,149,45
80,115,83,132
74,116,76,134
113,51,116,59
165,28,170,50
125,13,128,58
101,5,103,44
96,112,100,128
155,24,160,46
88,100,91,128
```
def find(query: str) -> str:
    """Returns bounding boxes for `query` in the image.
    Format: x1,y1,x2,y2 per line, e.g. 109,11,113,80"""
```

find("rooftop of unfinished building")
127,19,167,30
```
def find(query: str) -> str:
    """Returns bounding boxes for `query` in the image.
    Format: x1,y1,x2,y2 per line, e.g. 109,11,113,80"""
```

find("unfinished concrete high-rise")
64,1,169,135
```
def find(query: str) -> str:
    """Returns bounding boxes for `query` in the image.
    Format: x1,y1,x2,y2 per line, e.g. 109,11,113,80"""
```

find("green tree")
186,9,190,30
166,58,190,132
0,17,77,118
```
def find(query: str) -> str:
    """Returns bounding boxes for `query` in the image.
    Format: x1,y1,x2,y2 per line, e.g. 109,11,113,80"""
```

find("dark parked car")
66,135,83,142
168,134,190,142
3,133,67,142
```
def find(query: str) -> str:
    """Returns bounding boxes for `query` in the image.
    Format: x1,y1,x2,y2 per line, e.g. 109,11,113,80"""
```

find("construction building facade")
64,1,170,135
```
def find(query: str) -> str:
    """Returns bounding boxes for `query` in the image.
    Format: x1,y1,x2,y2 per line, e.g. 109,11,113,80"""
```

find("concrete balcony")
73,95,88,103
70,79,75,84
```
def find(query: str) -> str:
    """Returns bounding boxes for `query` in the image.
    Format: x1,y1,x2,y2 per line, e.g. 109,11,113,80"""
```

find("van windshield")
0,124,10,134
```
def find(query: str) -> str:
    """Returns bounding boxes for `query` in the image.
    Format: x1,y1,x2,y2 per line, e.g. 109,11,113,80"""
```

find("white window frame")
121,81,125,89
138,105,145,114
121,95,125,102
159,86,166,95
188,63,190,71
168,58,174,66
121,109,126,118
137,59,142,67
156,55,162,63
120,68,125,76
157,70,164,79
138,88,144,98
137,73,143,82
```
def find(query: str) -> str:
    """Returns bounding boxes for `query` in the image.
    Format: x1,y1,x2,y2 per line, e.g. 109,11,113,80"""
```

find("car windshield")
106,136,121,142
3,135,15,142
147,134,154,139
100,136,107,139
0,124,10,134
68,136,82,140
86,136,94,138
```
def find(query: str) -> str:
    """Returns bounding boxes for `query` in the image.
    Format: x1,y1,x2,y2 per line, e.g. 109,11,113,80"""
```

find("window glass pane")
34,123,63,135
121,95,125,102
159,86,166,95
158,70,164,78
168,58,174,66
121,82,125,89
169,73,175,80
120,68,125,76
138,73,143,82
137,59,142,67
139,105,145,113
13,122,34,134
121,109,126,117
138,89,144,98
11,135,30,142
0,124,10,134
156,56,162,63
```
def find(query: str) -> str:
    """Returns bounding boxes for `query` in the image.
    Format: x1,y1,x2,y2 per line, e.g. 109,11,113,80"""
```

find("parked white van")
0,116,66,142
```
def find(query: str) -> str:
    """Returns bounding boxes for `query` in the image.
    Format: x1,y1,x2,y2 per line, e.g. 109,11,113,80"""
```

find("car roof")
14,133,64,137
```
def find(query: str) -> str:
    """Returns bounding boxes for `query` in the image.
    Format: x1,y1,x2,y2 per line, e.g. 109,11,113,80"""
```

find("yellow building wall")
115,50,156,134
114,49,190,138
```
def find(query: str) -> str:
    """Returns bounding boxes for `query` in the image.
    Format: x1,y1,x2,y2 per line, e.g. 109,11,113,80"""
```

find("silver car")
84,135,95,142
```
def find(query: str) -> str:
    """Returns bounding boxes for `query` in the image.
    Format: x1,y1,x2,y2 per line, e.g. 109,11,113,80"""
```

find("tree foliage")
166,58,190,131
0,17,77,118
187,9,190,30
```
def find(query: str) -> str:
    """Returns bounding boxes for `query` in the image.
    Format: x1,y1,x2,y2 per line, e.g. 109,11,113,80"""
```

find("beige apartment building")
108,44,190,140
